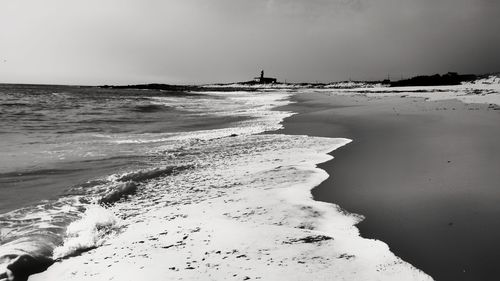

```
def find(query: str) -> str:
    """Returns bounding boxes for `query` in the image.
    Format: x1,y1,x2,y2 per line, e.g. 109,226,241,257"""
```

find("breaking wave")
0,89,296,280
52,205,120,259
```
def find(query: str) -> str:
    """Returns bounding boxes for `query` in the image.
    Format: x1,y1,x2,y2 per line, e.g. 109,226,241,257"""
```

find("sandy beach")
2,82,498,281
3,1,500,280
276,90,500,281
19,89,434,281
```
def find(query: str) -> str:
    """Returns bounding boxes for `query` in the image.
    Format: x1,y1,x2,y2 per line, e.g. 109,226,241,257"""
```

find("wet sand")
276,92,500,281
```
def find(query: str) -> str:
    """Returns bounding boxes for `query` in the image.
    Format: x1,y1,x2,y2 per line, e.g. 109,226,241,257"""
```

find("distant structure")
254,70,277,84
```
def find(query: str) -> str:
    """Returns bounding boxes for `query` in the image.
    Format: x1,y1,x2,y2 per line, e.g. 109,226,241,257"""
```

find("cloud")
0,0,499,84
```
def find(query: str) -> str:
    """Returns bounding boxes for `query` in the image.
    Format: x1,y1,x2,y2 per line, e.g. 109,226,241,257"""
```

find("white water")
52,205,120,259
30,88,432,280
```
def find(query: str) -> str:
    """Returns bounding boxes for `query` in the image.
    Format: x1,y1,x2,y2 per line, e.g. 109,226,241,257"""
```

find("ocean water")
0,84,293,277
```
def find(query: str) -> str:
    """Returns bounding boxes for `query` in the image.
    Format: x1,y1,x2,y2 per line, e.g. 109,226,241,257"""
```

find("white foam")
106,91,295,150
30,89,433,280
52,205,120,259
33,134,432,281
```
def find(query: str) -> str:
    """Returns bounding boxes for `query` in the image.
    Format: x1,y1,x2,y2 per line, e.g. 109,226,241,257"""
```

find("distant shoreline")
0,71,497,89
97,72,497,90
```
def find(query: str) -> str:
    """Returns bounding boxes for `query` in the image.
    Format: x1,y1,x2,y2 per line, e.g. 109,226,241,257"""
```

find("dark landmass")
390,72,477,87
100,83,259,92
100,80,388,90
98,72,497,91
237,80,278,85
100,83,195,91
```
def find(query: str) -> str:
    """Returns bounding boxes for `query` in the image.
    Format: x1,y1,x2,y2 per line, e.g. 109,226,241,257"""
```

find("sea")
0,84,295,277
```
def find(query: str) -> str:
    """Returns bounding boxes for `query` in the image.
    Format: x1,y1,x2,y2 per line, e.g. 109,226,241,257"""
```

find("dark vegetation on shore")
389,72,477,87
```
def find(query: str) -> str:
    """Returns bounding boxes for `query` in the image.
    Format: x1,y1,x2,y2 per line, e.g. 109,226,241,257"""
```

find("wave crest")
52,205,120,260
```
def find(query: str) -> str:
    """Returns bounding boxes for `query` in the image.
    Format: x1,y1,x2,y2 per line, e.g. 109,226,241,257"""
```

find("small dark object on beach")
338,253,356,260
4,254,54,281
230,134,238,137
284,235,333,244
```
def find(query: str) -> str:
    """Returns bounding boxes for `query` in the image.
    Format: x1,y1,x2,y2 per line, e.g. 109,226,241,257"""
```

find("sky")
0,0,499,85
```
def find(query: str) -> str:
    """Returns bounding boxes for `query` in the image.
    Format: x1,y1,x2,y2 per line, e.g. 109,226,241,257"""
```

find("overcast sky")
1,0,499,85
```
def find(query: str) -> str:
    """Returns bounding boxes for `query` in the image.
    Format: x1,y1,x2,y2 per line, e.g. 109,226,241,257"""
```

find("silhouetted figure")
255,70,277,84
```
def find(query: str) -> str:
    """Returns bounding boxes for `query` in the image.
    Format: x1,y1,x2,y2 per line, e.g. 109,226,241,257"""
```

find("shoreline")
30,133,431,281
26,90,433,281
275,90,500,281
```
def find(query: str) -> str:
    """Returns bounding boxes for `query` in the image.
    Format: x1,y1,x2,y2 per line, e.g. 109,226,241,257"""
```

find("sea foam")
52,205,120,259
32,133,432,281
